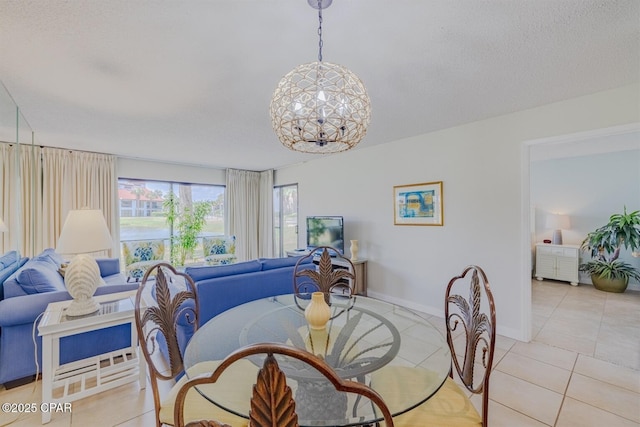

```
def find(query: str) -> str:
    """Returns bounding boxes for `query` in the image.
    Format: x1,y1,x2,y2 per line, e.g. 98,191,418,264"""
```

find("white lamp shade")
57,209,113,255
546,214,570,230
0,217,7,232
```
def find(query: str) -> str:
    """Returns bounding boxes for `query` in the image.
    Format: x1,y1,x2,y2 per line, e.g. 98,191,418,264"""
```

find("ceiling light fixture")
270,0,371,153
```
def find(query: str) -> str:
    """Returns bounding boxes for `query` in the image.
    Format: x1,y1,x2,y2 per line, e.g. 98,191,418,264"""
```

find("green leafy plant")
164,191,179,262
579,207,640,282
579,259,640,281
164,192,212,266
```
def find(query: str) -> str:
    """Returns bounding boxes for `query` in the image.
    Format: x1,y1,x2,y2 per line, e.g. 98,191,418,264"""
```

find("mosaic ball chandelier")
270,0,371,154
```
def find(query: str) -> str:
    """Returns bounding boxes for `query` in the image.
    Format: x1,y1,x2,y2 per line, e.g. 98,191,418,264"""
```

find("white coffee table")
38,291,146,424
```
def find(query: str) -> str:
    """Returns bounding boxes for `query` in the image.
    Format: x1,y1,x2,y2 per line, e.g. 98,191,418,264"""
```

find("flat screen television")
306,216,344,255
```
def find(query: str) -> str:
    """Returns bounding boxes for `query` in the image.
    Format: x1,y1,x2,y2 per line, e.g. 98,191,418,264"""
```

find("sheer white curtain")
41,147,68,253
226,169,274,261
2,144,117,257
0,143,119,256
0,143,44,256
21,144,44,256
258,170,274,257
41,149,117,256
1,143,21,254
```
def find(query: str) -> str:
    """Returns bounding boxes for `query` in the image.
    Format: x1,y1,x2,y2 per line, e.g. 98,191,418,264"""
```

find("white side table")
38,291,146,424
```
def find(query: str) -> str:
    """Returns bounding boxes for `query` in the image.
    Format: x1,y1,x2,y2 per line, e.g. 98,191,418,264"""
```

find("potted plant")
579,207,640,292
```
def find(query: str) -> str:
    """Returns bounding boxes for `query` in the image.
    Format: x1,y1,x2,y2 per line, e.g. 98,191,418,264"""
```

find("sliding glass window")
118,178,225,265
273,184,298,257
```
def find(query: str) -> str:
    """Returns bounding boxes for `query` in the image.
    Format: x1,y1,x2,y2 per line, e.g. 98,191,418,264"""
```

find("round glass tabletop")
184,294,451,426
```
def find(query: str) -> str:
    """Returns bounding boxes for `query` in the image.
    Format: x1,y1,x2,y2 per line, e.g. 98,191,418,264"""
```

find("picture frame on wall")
393,181,444,226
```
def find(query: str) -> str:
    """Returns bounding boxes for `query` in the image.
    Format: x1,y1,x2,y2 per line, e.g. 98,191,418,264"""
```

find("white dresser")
534,243,579,286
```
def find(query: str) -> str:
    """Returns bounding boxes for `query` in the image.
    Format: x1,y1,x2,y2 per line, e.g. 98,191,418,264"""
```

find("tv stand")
313,256,368,296
286,250,368,295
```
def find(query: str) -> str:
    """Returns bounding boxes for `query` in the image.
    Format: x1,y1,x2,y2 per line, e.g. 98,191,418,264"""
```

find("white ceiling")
1,0,638,171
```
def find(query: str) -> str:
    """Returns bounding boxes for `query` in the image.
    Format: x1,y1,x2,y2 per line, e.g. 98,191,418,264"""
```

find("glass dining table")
183,294,451,426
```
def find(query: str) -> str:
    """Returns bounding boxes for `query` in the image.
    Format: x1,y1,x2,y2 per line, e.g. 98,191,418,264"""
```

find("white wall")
118,157,226,185
531,148,640,288
275,84,640,341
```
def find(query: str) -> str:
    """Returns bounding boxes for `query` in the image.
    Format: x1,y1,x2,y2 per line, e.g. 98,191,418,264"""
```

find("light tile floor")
0,280,638,426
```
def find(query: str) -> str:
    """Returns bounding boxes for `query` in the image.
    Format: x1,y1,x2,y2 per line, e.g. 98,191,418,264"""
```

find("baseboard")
3,374,38,389
367,290,527,342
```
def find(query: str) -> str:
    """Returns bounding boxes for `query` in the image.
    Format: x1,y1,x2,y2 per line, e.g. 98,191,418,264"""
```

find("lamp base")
551,229,563,245
65,298,101,317
64,254,102,317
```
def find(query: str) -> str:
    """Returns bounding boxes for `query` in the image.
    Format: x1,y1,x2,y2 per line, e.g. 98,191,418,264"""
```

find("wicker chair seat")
159,359,258,426
174,343,395,427
371,366,481,426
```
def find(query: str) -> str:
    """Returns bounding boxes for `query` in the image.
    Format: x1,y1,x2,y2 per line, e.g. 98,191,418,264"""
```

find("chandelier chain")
317,0,323,62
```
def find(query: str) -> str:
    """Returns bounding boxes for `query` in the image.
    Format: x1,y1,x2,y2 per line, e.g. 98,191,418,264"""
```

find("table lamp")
56,208,113,316
546,213,570,245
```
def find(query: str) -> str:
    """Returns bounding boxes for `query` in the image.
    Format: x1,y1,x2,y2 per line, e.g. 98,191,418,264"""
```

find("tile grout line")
489,398,555,427
592,291,607,361
552,350,579,427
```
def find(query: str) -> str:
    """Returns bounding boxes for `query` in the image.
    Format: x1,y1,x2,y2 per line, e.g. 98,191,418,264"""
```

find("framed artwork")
393,181,443,226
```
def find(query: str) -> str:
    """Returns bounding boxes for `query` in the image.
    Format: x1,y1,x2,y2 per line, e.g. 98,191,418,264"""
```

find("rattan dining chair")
371,265,496,426
174,342,395,427
293,246,356,313
135,263,254,427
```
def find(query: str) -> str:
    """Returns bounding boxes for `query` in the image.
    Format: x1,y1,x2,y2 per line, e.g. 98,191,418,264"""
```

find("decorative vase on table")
305,292,331,330
350,240,359,261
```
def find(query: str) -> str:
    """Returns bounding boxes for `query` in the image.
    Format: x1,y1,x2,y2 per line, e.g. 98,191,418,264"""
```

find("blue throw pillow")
16,260,66,294
0,251,18,269
0,260,22,291
33,248,65,268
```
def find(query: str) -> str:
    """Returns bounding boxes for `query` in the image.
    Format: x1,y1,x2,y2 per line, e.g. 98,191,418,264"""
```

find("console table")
38,291,146,424
535,243,579,286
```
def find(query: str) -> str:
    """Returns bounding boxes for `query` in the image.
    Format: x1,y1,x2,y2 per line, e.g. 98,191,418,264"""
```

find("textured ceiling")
1,0,638,171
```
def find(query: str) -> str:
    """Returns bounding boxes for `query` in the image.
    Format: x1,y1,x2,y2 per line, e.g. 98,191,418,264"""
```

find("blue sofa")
0,249,138,386
185,256,314,325
0,252,312,386
143,256,315,372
